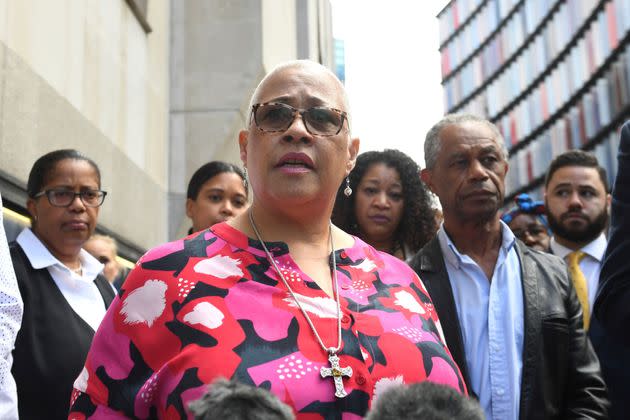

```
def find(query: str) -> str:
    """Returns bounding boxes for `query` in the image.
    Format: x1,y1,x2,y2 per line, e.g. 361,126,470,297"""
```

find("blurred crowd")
0,59,629,419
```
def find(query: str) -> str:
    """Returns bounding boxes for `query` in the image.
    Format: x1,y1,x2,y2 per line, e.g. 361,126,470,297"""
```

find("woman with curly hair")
333,149,437,261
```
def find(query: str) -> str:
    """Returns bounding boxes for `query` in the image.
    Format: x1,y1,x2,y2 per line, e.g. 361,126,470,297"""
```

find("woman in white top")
9,149,115,419
0,192,23,420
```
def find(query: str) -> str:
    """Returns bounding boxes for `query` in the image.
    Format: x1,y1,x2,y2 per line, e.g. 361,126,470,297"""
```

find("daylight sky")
331,1,449,167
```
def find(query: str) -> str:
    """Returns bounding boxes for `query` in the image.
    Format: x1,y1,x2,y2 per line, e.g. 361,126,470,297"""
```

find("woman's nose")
221,202,235,215
521,231,535,245
282,113,313,144
373,192,390,208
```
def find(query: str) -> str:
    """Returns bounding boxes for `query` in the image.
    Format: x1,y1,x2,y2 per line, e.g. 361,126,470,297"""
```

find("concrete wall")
0,0,334,251
168,0,264,239
168,0,334,239
0,0,170,257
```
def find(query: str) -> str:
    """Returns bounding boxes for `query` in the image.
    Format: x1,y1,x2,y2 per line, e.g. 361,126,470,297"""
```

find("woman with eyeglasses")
69,61,465,419
332,149,437,262
500,193,552,252
9,149,115,419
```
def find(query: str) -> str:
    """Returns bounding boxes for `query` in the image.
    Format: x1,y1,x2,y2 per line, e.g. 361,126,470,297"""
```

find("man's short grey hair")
424,113,508,169
247,60,352,134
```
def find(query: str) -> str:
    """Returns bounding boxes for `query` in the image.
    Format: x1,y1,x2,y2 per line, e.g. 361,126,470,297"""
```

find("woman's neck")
31,229,83,270
241,204,332,244
363,234,396,254
230,200,356,251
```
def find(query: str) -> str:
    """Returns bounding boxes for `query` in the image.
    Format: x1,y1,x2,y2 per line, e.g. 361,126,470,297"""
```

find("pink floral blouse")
69,223,466,419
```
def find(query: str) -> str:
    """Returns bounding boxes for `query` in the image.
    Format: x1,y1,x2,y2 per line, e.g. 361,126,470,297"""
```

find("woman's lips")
63,221,88,230
369,215,390,224
276,152,315,168
277,163,312,174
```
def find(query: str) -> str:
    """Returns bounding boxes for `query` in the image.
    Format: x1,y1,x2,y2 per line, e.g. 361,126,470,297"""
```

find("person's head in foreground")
188,378,295,420
333,149,437,260
501,193,551,252
83,234,121,283
68,60,466,419
544,149,610,250
365,381,484,420
421,113,509,228
186,161,248,234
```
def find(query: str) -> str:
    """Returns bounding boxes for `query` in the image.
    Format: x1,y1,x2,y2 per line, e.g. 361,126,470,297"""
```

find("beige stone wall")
168,0,265,239
0,0,334,251
0,0,170,255
168,0,334,239
262,0,297,70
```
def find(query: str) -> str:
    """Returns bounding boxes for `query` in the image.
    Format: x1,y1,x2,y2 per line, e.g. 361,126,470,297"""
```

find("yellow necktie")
567,251,590,330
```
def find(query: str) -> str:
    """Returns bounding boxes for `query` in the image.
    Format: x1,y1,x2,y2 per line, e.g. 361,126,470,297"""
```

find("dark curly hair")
332,149,437,254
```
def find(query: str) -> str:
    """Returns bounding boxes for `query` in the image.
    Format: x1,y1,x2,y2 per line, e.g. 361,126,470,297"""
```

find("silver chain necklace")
248,210,353,398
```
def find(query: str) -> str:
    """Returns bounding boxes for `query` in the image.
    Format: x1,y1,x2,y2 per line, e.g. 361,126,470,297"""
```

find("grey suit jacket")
409,237,608,420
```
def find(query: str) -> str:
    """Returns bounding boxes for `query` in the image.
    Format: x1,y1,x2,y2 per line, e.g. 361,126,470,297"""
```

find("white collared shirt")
16,228,107,331
550,233,607,310
0,194,24,420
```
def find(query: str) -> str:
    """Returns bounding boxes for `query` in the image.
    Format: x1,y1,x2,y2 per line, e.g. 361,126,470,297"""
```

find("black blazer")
409,237,608,420
593,120,630,420
596,120,630,344
10,242,115,420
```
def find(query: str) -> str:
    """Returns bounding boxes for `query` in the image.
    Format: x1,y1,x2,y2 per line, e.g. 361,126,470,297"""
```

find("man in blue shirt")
409,114,608,419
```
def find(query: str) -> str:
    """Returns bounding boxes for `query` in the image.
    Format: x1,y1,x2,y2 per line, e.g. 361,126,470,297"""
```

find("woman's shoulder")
121,229,226,285
138,224,245,266
344,236,418,275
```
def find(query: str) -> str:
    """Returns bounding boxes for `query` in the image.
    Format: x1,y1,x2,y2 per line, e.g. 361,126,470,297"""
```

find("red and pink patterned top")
69,223,466,419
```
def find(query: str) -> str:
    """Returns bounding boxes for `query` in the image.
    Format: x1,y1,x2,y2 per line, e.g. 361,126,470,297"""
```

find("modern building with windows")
437,0,630,202
0,0,334,260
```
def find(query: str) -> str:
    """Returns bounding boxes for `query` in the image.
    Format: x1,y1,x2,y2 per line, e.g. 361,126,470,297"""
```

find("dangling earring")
343,177,352,197
243,167,249,190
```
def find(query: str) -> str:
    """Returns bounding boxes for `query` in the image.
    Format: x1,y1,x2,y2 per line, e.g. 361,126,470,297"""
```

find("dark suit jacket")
596,120,630,344
594,120,630,419
409,237,608,419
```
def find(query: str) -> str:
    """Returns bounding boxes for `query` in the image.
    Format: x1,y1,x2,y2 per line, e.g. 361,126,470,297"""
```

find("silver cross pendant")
320,351,353,398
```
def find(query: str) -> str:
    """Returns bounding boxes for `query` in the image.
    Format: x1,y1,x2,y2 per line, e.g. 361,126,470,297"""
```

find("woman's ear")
238,130,249,167
346,137,360,175
26,198,37,225
185,198,194,218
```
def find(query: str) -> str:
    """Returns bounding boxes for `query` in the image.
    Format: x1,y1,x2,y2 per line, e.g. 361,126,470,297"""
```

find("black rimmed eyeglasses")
33,188,108,208
251,102,348,136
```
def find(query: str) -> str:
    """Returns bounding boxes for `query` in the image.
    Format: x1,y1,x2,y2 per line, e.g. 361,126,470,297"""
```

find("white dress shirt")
16,228,107,331
550,233,607,310
0,194,24,420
